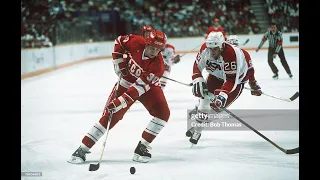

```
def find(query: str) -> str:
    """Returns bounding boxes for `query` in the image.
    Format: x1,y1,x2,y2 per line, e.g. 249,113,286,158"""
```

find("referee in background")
255,22,293,79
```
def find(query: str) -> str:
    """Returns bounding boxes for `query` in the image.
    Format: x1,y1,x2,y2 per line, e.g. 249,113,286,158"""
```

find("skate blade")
67,156,85,164
132,153,150,163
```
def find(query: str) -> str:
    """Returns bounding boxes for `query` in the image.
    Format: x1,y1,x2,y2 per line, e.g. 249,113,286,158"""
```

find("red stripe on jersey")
262,37,267,41
192,61,203,80
246,68,256,82
277,40,283,45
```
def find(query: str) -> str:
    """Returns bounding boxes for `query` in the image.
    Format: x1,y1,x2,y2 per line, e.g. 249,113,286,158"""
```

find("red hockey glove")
210,89,228,112
192,77,208,98
248,80,262,96
172,54,181,64
107,93,134,113
113,54,128,77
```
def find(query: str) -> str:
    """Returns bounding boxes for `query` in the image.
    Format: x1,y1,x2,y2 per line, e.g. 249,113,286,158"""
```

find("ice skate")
272,73,278,79
132,141,152,163
288,73,293,78
186,127,195,137
67,146,91,164
189,131,202,145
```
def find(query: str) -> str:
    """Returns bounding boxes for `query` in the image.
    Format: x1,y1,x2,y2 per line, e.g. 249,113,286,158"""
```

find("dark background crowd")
21,0,299,49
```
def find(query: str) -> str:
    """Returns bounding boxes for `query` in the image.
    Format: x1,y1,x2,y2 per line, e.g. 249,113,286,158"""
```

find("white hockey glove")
107,93,134,113
112,54,128,77
192,77,208,98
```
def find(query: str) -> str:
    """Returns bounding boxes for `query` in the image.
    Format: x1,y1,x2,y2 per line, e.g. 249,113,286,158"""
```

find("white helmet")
206,31,224,49
226,35,239,46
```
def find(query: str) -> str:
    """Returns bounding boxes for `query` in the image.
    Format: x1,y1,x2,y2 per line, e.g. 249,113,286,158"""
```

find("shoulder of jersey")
129,34,146,44
221,43,237,59
200,43,207,53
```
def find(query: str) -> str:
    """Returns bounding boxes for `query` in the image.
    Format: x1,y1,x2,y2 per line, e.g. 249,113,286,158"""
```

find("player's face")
271,25,277,33
210,47,221,59
145,45,161,58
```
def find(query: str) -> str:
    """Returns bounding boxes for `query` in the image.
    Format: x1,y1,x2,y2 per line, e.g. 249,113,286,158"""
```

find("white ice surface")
21,49,299,180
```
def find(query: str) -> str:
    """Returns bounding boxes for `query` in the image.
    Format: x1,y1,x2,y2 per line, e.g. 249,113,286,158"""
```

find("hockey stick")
161,76,193,86
89,77,121,171
220,107,299,154
180,43,203,58
242,38,249,45
244,87,299,102
164,77,299,102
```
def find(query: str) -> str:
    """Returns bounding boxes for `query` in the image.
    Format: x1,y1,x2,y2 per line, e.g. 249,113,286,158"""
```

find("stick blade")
289,92,299,101
285,147,299,154
89,163,100,171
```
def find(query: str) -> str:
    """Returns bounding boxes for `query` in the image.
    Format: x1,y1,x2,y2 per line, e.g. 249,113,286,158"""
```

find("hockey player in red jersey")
68,29,170,163
141,25,181,89
205,18,227,40
186,32,262,145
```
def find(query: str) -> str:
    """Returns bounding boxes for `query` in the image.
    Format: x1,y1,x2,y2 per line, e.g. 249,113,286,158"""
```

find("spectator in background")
21,0,298,49
205,18,227,40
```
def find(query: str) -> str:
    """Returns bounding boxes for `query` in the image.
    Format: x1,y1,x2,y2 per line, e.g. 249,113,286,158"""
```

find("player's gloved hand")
249,80,262,96
210,89,228,112
192,77,208,98
112,54,129,77
107,93,134,113
172,54,181,64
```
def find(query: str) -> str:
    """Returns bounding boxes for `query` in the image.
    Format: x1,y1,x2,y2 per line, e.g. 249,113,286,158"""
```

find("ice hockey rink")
21,48,299,180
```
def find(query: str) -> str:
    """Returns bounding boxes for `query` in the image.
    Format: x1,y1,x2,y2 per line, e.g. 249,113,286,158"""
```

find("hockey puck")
130,167,136,174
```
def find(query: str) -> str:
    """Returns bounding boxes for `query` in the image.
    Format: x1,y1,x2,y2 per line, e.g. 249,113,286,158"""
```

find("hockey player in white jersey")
186,32,262,145
159,43,181,88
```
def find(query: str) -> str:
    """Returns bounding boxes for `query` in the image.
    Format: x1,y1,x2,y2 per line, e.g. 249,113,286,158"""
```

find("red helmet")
142,25,153,38
146,30,167,50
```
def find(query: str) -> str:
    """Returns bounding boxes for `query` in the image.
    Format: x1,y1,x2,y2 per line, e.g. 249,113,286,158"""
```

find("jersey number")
147,73,160,84
224,61,237,71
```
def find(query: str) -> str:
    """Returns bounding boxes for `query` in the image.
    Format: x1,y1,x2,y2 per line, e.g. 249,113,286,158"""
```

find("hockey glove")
192,77,208,98
210,89,228,112
107,93,134,113
113,54,128,77
172,54,181,64
248,80,262,96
